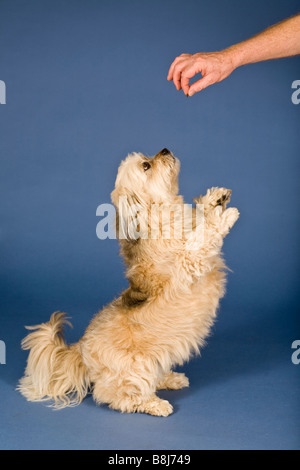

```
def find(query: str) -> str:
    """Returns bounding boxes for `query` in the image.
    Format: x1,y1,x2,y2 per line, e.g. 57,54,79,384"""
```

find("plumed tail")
17,312,90,408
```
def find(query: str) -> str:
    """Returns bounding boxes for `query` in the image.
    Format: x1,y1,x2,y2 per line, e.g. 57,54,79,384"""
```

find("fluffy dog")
18,148,239,416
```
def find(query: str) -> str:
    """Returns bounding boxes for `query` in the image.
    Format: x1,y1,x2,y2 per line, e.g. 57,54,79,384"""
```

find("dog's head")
111,149,180,240
111,148,180,209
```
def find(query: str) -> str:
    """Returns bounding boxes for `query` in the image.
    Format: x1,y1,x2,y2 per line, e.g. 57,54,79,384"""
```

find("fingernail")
189,90,195,97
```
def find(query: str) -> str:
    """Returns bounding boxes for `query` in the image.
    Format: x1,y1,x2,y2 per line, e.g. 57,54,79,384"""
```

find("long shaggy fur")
18,149,239,416
18,312,89,408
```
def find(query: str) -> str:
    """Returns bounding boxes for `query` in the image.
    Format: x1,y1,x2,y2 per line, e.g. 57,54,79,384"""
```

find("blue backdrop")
0,0,299,450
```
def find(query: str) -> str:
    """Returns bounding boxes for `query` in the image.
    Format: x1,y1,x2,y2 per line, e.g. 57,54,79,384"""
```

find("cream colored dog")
18,148,239,416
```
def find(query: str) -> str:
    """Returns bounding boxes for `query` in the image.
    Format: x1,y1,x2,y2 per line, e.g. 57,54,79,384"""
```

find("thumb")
188,75,214,96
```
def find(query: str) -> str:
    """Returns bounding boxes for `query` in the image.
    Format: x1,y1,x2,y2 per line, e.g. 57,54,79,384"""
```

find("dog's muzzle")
157,148,176,162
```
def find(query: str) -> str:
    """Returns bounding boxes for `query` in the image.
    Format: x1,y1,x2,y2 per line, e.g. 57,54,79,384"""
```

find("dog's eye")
142,161,151,171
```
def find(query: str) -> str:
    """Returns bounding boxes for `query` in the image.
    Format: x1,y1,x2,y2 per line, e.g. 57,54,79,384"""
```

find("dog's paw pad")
216,189,232,206
217,194,228,205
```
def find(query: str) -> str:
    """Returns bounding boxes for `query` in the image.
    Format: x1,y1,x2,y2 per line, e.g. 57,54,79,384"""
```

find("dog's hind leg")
92,369,174,417
114,393,174,417
156,371,189,390
93,382,173,417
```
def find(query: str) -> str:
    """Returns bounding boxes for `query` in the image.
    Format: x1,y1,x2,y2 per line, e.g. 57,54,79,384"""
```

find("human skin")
167,13,300,96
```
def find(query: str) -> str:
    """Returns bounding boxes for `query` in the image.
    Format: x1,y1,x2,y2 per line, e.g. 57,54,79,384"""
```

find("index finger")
167,54,190,81
180,63,202,95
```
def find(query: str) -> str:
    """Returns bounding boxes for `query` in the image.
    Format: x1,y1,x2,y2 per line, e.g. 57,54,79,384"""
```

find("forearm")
226,13,300,69
168,13,300,96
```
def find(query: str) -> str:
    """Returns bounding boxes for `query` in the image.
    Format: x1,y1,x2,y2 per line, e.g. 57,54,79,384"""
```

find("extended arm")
167,13,300,96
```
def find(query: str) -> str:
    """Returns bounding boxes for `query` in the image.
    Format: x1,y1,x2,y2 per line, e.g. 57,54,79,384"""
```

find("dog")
18,148,239,416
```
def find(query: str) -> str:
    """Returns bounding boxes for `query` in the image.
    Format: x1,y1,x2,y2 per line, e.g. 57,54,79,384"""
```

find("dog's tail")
17,312,90,408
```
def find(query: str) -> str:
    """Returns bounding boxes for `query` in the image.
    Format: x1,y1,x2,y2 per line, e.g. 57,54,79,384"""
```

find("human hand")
167,50,236,96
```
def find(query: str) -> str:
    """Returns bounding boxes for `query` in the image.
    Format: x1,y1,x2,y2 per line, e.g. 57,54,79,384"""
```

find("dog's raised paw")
196,187,232,214
216,190,232,207
214,188,232,208
221,207,240,234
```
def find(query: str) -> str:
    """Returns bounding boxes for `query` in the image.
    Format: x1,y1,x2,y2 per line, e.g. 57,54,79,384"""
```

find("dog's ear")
111,188,149,241
121,286,149,308
111,187,121,209
111,187,145,210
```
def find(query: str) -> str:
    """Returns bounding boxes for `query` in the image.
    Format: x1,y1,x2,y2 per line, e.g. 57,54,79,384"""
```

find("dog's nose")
160,148,171,155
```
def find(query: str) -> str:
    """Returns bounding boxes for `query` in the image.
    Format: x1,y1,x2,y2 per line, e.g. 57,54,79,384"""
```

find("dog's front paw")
219,207,240,236
195,187,232,213
215,188,232,209
206,206,239,238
